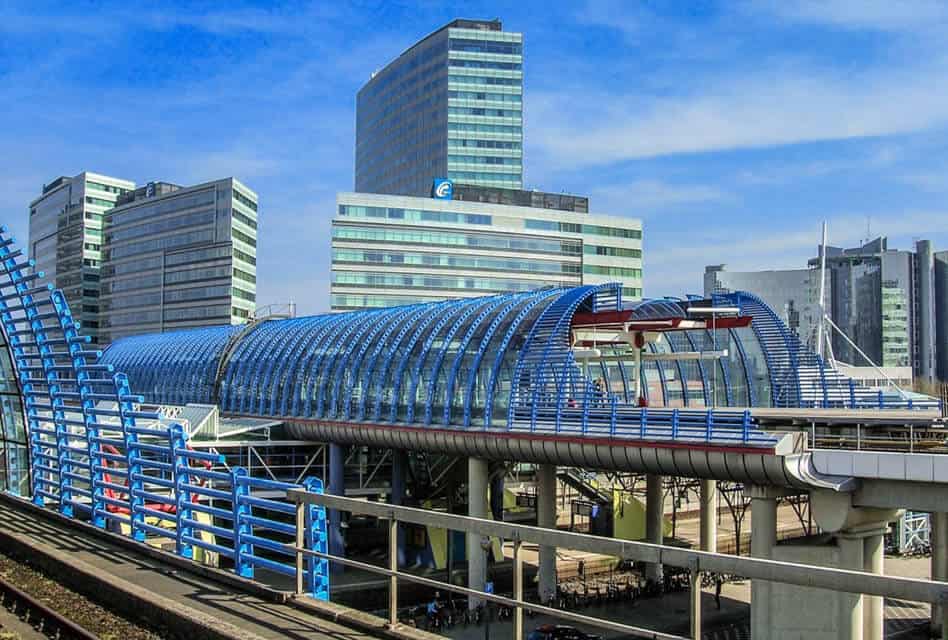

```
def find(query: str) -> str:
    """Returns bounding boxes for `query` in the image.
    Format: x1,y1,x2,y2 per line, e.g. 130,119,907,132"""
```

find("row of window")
525,219,642,239
106,229,215,260
448,171,522,184
583,264,642,278
86,181,130,196
109,190,216,228
232,287,256,302
333,225,582,256
447,155,521,166
448,90,522,103
234,247,257,266
448,138,521,150
233,189,258,212
339,205,491,225
584,245,642,259
105,304,233,327
104,209,215,245
448,106,520,118
332,248,582,275
232,209,257,230
447,122,523,135
333,272,569,293
232,228,257,249
448,74,520,86
449,38,522,55
234,268,256,284
85,196,114,208
331,293,449,309
448,59,522,71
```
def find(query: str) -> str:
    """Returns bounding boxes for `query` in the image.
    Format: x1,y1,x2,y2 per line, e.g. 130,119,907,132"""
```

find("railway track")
0,572,99,640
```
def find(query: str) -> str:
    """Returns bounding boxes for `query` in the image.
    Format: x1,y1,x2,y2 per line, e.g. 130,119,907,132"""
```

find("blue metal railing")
0,226,328,600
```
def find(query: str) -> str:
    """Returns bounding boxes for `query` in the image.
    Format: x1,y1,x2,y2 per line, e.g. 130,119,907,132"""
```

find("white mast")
816,221,828,361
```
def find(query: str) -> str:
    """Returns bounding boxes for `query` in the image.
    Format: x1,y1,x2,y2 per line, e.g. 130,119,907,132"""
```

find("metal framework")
101,285,937,449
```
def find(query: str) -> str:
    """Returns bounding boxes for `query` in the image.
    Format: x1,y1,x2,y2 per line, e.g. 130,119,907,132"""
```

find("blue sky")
3,1,948,315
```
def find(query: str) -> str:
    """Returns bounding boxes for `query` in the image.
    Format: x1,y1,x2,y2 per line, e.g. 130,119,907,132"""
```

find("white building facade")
331,192,642,311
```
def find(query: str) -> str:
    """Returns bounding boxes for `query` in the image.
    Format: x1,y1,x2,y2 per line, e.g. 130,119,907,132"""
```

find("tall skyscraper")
99,178,258,343
29,172,136,343
355,19,523,196
331,192,642,311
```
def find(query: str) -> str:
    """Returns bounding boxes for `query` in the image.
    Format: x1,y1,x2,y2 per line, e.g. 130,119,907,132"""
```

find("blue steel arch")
99,284,924,438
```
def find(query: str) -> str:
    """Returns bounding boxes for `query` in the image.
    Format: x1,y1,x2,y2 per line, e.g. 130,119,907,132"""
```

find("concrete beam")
854,479,948,513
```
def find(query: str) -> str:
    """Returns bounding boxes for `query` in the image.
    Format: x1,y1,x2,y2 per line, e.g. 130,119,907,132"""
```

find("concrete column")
750,493,777,640
489,462,505,521
862,530,885,640
390,449,407,567
467,457,488,609
699,479,717,553
645,474,664,584
328,443,347,569
933,512,948,635
838,533,865,640
537,463,557,603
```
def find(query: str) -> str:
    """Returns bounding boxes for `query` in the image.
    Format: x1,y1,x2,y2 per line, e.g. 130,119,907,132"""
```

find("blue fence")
0,226,328,599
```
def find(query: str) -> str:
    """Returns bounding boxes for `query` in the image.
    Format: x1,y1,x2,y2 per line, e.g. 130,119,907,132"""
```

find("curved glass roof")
102,283,896,435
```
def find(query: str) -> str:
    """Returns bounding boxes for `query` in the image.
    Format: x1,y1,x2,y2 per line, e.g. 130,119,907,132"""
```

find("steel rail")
0,572,100,640
287,489,948,605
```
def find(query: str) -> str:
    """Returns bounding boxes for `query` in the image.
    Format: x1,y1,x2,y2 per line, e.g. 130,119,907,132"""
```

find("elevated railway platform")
0,492,421,640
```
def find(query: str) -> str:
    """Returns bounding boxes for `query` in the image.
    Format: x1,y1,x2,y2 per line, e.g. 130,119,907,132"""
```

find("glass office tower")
29,172,136,343
331,192,642,311
99,178,258,343
356,19,523,196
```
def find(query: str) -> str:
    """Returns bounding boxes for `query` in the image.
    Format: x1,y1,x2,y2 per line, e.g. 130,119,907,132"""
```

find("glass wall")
0,336,28,496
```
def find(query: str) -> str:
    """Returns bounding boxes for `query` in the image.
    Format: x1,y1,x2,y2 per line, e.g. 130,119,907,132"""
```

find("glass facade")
332,193,643,311
355,19,523,196
0,332,28,496
29,172,135,343
99,178,258,343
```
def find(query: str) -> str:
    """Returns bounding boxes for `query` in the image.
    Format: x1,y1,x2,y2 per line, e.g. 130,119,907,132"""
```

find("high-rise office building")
703,265,830,349
99,178,258,343
331,192,642,311
29,172,136,343
355,19,523,196
933,250,948,382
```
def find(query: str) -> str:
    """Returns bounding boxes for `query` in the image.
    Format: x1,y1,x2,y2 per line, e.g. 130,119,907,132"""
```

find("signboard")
432,178,453,200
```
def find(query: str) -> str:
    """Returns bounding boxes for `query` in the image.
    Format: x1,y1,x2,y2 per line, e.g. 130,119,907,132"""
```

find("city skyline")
4,2,948,315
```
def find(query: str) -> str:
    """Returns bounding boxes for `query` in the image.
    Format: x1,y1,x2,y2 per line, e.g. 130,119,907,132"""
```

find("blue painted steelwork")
98,284,940,449
0,228,329,599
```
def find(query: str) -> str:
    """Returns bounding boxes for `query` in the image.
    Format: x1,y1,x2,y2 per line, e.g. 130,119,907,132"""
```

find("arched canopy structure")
101,283,907,441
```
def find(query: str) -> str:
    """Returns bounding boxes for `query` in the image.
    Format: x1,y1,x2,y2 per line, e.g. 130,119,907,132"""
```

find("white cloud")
592,179,726,214
527,56,948,168
751,0,948,31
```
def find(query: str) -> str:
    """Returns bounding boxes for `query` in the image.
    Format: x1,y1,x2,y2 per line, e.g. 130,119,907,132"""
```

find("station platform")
0,494,424,640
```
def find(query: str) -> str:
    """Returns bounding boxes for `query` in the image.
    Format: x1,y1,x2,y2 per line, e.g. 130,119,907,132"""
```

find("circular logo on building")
433,179,454,200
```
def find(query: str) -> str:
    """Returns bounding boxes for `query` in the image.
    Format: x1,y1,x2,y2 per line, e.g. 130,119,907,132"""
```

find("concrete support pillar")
838,533,865,640
328,443,347,570
390,449,408,567
933,512,948,635
862,530,885,640
750,491,777,640
645,474,664,584
467,457,488,609
699,479,717,553
537,463,557,603
489,462,505,522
